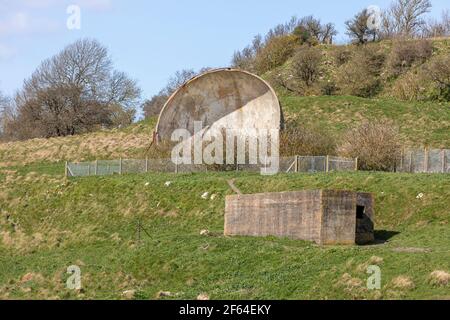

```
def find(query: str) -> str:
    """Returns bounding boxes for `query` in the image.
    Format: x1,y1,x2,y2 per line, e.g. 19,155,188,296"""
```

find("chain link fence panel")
397,149,449,173
67,156,358,178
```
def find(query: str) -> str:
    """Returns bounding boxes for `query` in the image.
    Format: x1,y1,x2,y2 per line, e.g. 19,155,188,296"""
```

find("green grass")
280,95,450,148
0,169,449,300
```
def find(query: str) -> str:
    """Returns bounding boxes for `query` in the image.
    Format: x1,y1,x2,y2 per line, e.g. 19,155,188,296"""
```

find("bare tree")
265,16,300,42
11,39,141,140
299,16,323,40
294,17,338,44
143,91,170,118
345,9,378,44
379,9,397,39
422,10,450,38
231,35,263,72
0,90,8,112
143,68,209,118
389,0,432,37
0,90,10,138
321,23,338,44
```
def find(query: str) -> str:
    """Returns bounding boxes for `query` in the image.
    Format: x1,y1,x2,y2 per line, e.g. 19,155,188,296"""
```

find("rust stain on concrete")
155,68,283,141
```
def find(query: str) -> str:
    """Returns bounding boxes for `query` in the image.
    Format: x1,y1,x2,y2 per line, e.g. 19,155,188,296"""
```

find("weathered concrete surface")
320,190,357,245
225,190,375,246
225,191,323,243
155,68,283,141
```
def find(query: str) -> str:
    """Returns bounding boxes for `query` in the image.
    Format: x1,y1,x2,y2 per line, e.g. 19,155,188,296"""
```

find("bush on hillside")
291,46,322,86
332,46,353,66
254,35,298,75
336,46,385,97
389,70,429,101
390,53,450,101
386,39,433,77
280,124,336,156
339,120,401,172
424,54,450,101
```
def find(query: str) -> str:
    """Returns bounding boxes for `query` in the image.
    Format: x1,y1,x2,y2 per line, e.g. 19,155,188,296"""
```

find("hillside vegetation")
264,38,450,102
1,38,449,167
0,120,155,167
0,94,448,168
0,169,449,300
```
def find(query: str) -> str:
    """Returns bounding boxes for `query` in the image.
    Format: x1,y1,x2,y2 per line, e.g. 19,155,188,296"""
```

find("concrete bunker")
225,190,375,245
154,68,283,142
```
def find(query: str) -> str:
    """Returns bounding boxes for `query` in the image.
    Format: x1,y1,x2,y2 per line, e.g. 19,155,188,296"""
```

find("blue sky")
0,0,448,105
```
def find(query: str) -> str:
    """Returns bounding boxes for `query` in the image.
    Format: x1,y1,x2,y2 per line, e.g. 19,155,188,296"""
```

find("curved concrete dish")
155,68,283,141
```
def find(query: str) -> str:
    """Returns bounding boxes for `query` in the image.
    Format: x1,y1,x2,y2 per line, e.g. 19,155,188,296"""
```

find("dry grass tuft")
429,271,450,287
391,276,415,290
356,256,384,272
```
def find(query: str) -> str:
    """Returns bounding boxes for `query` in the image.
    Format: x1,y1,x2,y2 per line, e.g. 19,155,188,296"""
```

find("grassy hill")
0,38,448,300
0,95,448,168
0,168,449,300
280,95,450,148
0,119,156,168
265,38,450,102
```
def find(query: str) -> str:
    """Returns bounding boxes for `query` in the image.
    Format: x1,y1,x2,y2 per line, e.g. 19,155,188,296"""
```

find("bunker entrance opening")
356,205,365,220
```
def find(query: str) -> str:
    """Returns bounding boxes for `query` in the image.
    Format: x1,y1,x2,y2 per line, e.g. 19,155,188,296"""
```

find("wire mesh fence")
397,149,449,173
66,156,358,178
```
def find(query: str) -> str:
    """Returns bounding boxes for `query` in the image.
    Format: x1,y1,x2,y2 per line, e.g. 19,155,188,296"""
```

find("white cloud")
0,12,60,36
0,44,16,61
0,12,28,35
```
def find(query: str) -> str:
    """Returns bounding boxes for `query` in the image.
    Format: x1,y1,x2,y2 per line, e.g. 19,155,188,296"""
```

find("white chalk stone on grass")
201,192,209,199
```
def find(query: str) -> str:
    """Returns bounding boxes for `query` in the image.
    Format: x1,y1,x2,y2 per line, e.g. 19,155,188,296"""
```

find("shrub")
291,46,322,86
320,80,338,96
424,54,450,101
390,54,450,101
386,39,433,77
254,35,298,74
280,124,336,156
336,46,385,97
339,120,401,171
332,46,353,66
389,70,429,101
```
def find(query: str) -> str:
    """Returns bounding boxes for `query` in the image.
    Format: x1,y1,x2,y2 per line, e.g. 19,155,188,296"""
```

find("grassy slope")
0,119,156,167
0,39,448,299
0,168,449,300
0,95,448,168
280,95,450,148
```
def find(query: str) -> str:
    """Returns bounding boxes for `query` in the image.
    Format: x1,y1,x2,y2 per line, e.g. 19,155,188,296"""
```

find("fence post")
326,155,330,173
442,150,447,173
119,158,123,175
145,157,149,173
295,156,299,173
399,149,404,172
355,158,359,171
65,161,68,178
424,148,429,173
409,151,413,173
95,160,98,176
